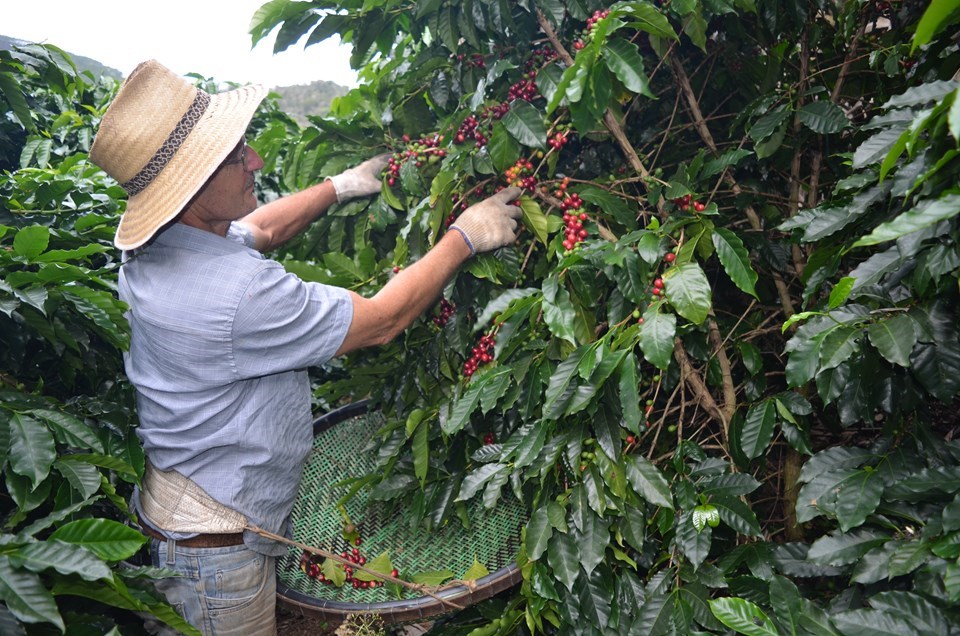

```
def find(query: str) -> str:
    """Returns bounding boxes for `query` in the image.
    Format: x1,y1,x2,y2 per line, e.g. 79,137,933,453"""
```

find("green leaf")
576,569,613,628
618,355,642,432
739,400,777,460
55,458,102,499
455,463,507,502
13,540,111,581
712,496,763,536
47,519,148,561
601,38,654,98
677,511,712,570
12,225,50,260
8,413,55,488
411,569,453,585
0,557,64,631
542,275,577,345
867,315,917,367
712,227,758,298
412,417,429,485
29,409,104,453
543,345,592,420
526,505,554,561
768,575,802,635
912,0,960,51
797,101,850,134
698,473,762,498
692,504,720,533
807,529,887,566
832,608,917,636
832,468,883,531
547,530,580,592
442,382,483,434
709,597,779,636
638,307,676,370
828,277,855,309
869,591,948,635
626,455,674,509
354,551,394,581
853,194,960,247
613,2,677,39
663,262,711,325
519,196,550,246
501,100,546,148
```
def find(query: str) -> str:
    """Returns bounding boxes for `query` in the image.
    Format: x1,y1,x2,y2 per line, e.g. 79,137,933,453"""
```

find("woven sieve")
276,401,527,625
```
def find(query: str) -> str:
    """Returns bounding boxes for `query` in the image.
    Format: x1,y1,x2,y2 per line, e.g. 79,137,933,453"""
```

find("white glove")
328,154,390,203
449,187,523,256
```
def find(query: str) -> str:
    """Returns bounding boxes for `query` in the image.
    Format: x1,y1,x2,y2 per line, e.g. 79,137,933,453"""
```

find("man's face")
193,137,264,221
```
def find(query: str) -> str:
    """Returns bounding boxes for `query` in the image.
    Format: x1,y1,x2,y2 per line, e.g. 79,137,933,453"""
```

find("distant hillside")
273,80,349,124
1,34,347,122
0,35,123,80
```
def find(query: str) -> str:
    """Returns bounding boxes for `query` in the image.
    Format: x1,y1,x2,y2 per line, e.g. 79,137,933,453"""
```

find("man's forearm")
336,231,472,355
240,179,340,252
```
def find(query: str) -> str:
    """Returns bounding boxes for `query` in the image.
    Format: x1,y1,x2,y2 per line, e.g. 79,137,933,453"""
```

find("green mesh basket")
276,401,527,626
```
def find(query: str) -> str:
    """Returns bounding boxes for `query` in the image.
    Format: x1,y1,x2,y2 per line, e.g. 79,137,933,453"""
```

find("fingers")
492,186,522,204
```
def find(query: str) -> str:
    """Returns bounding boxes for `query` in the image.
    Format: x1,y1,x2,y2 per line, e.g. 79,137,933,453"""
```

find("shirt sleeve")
231,262,354,379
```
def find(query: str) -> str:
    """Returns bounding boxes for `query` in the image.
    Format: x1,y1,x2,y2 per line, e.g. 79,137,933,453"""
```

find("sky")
4,0,359,88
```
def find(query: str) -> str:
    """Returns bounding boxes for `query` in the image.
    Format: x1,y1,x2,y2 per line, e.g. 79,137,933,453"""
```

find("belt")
137,515,245,548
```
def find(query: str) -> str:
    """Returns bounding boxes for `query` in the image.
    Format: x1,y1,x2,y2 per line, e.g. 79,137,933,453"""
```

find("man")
89,60,521,635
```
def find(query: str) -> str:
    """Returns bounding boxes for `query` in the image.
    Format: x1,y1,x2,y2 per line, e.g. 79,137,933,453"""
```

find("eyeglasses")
219,137,250,172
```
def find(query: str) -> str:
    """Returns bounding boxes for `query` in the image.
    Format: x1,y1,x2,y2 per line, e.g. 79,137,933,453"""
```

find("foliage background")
1,0,959,634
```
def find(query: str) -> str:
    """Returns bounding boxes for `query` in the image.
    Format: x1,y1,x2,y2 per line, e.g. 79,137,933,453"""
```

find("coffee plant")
0,46,199,634
1,0,959,633
251,0,960,633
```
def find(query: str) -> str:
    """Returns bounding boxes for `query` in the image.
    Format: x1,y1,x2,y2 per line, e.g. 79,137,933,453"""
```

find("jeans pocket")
203,551,268,612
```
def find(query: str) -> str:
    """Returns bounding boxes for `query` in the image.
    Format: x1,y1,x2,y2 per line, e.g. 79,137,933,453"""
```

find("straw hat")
90,60,267,250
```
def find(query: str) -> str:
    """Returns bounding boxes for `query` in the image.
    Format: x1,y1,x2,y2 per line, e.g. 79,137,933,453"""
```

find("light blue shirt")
120,223,353,555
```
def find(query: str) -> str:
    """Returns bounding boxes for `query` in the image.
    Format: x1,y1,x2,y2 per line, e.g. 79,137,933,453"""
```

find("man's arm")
238,179,339,252
336,231,471,354
238,155,389,252
336,186,523,355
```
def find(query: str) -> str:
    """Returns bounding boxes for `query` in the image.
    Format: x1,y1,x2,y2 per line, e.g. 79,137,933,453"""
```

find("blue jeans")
147,538,276,636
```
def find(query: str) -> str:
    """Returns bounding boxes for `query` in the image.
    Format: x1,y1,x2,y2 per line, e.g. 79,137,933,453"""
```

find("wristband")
448,225,475,256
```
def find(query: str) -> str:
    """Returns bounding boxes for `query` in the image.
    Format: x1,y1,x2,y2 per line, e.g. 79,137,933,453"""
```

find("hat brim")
114,83,268,250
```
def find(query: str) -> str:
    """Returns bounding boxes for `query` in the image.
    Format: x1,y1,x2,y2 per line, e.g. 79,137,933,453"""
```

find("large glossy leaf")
854,194,960,246
638,307,676,370
807,529,887,566
676,511,711,570
662,262,711,325
601,38,654,98
501,100,546,148
578,512,610,576
575,569,613,628
712,227,758,298
8,413,55,488
54,457,102,499
625,455,674,509
797,101,850,134
542,275,577,345
867,315,917,367
12,540,111,581
47,519,148,561
0,556,63,631
868,591,948,635
832,608,917,636
831,468,884,531
739,399,777,460
709,597,779,636
526,505,554,561
547,529,580,592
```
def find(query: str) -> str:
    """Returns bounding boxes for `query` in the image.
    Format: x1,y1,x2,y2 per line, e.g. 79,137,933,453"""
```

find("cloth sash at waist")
139,460,248,534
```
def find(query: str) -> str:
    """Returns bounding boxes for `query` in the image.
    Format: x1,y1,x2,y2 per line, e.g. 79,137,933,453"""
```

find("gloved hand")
449,187,523,256
328,154,390,203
